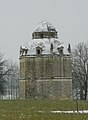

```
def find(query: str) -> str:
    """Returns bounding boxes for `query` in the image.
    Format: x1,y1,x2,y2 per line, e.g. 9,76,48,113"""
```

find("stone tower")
19,21,72,99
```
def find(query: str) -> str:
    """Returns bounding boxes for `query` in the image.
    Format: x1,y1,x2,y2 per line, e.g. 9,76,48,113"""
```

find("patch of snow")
22,21,70,55
51,110,88,114
39,110,88,114
25,38,69,55
35,21,56,32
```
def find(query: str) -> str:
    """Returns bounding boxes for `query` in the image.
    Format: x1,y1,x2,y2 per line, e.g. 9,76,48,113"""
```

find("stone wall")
19,54,72,99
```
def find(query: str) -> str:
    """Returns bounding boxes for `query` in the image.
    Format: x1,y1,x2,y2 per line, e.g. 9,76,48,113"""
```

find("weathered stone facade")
19,21,72,99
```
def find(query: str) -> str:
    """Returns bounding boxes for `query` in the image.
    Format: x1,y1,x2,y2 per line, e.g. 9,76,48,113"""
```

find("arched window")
36,46,42,55
37,49,41,55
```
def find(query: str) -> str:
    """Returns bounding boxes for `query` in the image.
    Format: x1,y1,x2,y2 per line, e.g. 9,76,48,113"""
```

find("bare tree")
0,53,11,97
6,61,19,99
0,52,19,99
72,42,88,100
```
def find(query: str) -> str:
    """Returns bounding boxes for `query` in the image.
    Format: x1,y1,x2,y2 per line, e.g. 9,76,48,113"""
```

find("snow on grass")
51,110,88,114
39,110,88,114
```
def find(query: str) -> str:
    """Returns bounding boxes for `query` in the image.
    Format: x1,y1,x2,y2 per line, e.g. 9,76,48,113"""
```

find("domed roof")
35,21,57,32
20,21,70,56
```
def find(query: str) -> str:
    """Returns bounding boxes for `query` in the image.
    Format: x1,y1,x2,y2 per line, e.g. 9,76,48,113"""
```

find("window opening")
37,49,41,55
40,34,43,38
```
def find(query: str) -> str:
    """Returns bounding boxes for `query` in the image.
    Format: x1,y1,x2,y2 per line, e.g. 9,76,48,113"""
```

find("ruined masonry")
19,21,72,99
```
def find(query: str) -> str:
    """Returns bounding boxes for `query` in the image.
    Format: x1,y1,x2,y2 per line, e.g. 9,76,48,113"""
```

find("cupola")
32,21,58,39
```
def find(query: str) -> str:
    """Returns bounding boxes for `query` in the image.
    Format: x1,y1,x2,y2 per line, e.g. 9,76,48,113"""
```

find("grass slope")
0,99,88,120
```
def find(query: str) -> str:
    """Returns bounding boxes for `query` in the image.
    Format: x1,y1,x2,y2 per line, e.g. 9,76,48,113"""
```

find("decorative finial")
67,44,71,53
50,43,53,54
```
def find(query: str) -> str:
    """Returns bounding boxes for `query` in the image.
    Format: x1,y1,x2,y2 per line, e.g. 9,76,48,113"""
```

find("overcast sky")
0,0,88,62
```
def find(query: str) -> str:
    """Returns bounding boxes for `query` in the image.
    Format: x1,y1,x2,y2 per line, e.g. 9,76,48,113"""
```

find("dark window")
51,33,54,37
40,34,43,38
37,49,41,55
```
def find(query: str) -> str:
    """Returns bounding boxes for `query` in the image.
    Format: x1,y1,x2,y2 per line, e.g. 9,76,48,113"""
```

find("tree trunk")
84,80,87,100
80,88,84,100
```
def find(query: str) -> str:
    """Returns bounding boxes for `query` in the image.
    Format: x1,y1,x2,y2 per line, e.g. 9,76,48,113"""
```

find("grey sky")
0,0,88,62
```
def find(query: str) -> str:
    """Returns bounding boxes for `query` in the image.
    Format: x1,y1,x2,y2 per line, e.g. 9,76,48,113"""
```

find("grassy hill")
0,99,88,120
